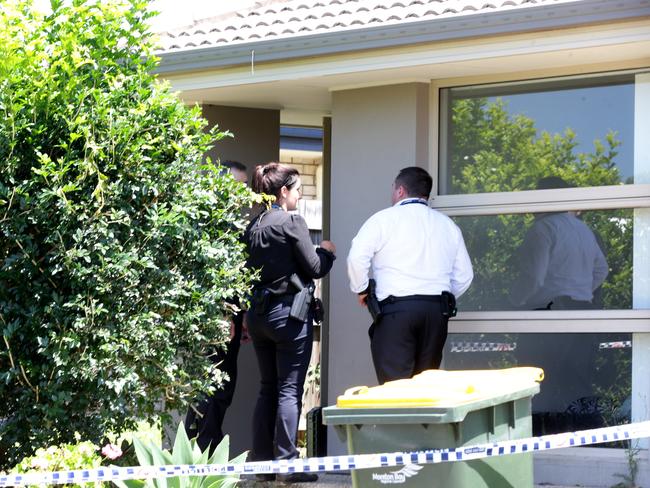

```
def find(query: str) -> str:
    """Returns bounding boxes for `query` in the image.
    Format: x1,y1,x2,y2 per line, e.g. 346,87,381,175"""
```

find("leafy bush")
113,423,246,488
11,437,104,488
0,0,255,468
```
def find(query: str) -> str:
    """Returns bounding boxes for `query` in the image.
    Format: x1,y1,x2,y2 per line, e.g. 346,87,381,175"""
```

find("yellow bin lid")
336,367,544,408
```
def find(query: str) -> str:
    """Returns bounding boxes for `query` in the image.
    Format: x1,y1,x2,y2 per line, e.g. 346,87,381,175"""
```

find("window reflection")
509,177,608,310
440,75,635,195
444,333,632,442
454,208,633,311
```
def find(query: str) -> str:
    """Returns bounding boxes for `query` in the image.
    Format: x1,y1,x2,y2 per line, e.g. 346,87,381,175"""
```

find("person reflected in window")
510,176,608,310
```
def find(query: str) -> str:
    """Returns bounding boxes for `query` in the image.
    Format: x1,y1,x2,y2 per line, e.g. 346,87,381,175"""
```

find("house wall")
327,82,430,454
190,63,650,488
201,104,280,456
202,104,280,180
324,71,650,487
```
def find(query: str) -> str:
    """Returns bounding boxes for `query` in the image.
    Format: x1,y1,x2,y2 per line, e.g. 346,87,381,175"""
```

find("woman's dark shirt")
244,208,335,295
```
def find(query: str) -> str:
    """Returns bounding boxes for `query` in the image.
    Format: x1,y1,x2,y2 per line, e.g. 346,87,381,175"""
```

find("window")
436,70,650,441
435,70,650,318
439,73,636,195
443,332,632,438
454,208,634,312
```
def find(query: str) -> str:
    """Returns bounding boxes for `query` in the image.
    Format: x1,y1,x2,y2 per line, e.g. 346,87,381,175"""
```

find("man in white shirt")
509,177,608,310
347,167,473,384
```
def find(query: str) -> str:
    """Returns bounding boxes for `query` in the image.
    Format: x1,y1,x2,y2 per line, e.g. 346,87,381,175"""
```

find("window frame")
432,68,650,334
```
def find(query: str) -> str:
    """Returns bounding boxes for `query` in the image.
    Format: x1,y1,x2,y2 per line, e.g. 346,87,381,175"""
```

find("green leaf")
228,451,248,465
206,477,239,488
113,479,147,488
171,422,194,465
208,435,229,465
149,444,171,488
133,438,155,467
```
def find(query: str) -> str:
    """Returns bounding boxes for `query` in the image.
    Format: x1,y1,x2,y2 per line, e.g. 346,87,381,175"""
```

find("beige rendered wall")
201,104,280,456
327,83,430,454
202,104,280,180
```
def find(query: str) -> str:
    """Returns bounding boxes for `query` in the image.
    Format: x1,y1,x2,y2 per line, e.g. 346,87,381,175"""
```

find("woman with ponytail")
244,163,336,483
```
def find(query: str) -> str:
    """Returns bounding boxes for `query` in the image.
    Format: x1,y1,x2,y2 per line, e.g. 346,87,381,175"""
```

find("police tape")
2,421,650,487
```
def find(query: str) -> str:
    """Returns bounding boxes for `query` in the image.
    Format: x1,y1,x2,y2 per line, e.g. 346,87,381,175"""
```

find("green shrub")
11,438,104,488
0,0,255,468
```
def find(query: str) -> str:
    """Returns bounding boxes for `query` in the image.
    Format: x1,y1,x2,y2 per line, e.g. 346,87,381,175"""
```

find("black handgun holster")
289,274,314,322
366,279,383,323
441,291,457,318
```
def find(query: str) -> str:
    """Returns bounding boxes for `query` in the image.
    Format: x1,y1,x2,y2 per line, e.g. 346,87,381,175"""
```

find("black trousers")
370,298,448,385
246,296,313,461
185,311,242,453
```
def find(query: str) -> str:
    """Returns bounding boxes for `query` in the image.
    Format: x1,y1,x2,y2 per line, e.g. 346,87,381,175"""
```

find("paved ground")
240,472,592,487
241,473,351,487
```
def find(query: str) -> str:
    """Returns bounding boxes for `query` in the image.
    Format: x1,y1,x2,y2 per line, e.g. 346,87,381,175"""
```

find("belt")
252,288,295,302
270,293,296,303
380,294,442,306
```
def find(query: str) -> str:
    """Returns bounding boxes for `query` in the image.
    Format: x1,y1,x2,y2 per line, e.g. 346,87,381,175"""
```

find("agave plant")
113,423,247,488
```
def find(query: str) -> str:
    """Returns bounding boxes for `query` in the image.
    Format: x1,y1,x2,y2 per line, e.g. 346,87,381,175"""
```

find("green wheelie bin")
322,367,543,488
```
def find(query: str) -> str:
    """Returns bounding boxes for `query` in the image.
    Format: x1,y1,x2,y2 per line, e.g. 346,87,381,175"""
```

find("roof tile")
155,0,583,53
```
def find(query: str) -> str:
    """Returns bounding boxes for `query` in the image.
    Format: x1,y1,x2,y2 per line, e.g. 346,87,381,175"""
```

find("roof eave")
154,0,650,75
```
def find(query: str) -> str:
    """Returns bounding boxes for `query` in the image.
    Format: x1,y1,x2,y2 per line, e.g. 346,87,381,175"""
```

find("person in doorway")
244,162,336,483
509,176,608,310
185,160,250,453
347,166,473,384
222,160,248,186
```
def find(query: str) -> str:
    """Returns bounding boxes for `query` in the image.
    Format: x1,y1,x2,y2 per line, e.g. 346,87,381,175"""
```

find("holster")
365,279,383,323
441,291,457,318
289,274,315,322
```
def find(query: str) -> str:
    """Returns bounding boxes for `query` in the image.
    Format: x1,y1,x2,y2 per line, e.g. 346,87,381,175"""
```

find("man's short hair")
221,160,247,173
395,167,432,199
536,176,572,190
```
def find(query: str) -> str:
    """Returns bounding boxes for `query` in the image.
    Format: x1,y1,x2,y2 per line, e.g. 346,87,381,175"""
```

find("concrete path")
240,472,594,487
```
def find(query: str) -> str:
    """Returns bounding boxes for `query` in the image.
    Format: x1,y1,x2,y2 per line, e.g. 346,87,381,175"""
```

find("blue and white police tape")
2,421,650,487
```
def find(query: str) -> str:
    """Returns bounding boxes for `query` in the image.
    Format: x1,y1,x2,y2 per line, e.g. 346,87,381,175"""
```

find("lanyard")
399,198,428,206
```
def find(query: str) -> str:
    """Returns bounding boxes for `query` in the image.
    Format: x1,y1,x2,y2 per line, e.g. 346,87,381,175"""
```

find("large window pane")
440,74,635,195
444,333,632,442
454,209,634,311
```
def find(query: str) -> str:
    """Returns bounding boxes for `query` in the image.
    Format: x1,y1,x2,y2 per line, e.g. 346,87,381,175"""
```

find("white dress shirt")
347,198,474,301
510,212,609,308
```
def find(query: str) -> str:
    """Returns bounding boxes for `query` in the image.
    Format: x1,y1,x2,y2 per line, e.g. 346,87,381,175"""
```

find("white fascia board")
155,0,650,75
160,20,650,93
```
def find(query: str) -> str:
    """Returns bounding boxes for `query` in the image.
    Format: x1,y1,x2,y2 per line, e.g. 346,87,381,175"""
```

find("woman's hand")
319,240,336,254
